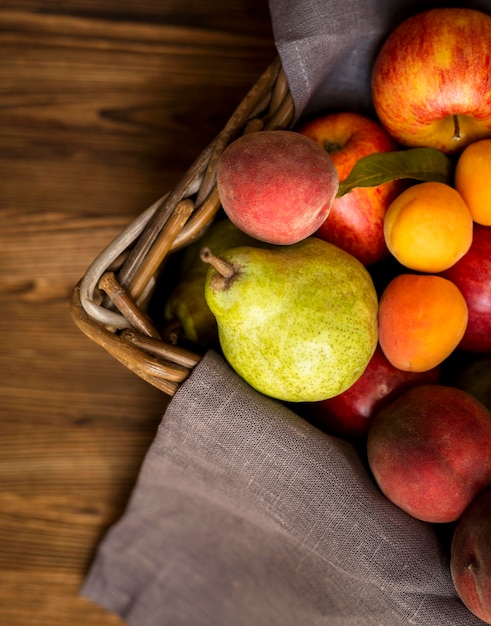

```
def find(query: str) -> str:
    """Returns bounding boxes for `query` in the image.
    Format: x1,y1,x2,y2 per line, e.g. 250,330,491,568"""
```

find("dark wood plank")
0,1,276,623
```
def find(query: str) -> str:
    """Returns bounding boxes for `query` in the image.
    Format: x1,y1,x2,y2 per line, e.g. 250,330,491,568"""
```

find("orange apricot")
384,181,473,272
455,138,491,226
378,273,468,372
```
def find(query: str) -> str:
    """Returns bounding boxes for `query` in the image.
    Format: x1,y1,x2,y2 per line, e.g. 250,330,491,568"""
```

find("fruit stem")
452,114,461,143
323,139,343,154
200,246,235,279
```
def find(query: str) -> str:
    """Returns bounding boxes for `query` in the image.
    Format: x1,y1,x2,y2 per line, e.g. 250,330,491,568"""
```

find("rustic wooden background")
0,2,276,623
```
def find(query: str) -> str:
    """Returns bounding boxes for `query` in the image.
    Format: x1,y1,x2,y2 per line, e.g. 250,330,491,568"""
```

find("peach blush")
216,130,339,245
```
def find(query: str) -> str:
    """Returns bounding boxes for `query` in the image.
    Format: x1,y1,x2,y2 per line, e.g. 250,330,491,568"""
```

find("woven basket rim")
70,56,295,395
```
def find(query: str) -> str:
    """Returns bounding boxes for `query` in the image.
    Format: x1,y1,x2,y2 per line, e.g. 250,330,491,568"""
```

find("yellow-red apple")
298,112,404,265
371,8,491,154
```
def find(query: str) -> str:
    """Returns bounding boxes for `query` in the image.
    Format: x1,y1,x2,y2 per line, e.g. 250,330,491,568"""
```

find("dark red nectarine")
307,345,440,439
441,223,491,353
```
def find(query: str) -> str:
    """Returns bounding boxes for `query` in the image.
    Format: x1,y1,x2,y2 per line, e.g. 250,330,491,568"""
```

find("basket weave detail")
71,57,294,395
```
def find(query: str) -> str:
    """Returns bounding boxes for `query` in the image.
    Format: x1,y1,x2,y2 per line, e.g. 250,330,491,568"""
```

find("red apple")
451,486,491,624
307,344,440,439
371,7,491,154
298,111,404,265
441,224,491,352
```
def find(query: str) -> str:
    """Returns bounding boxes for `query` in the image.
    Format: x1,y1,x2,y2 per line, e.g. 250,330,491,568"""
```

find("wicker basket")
71,56,294,397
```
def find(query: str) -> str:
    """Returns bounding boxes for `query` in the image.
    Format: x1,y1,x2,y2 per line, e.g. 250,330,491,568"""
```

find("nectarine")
441,223,491,353
307,345,440,439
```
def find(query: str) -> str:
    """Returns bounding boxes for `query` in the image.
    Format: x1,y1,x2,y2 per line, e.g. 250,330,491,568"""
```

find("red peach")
367,384,491,523
216,130,339,245
451,486,491,624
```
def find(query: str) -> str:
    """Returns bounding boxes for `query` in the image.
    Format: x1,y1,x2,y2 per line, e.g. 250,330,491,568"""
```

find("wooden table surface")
0,2,276,623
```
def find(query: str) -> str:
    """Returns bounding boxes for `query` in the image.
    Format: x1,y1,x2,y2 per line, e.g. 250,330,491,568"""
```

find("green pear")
201,237,379,403
164,219,261,347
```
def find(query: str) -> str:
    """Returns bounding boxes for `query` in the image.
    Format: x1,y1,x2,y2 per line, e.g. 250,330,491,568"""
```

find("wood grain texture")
0,1,276,623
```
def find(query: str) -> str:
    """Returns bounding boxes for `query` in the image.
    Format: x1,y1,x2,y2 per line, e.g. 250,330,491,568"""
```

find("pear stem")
452,114,461,142
200,246,235,279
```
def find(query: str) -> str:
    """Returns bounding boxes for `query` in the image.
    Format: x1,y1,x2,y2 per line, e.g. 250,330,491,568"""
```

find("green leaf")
336,148,453,197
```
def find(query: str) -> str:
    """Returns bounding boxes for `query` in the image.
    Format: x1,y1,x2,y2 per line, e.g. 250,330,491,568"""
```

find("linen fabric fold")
81,350,481,626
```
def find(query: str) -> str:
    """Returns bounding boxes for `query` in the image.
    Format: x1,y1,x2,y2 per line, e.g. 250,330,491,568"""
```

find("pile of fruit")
159,7,491,622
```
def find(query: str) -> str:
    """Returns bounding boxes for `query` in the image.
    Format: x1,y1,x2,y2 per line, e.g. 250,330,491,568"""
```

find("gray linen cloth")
81,1,491,623
81,352,482,625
